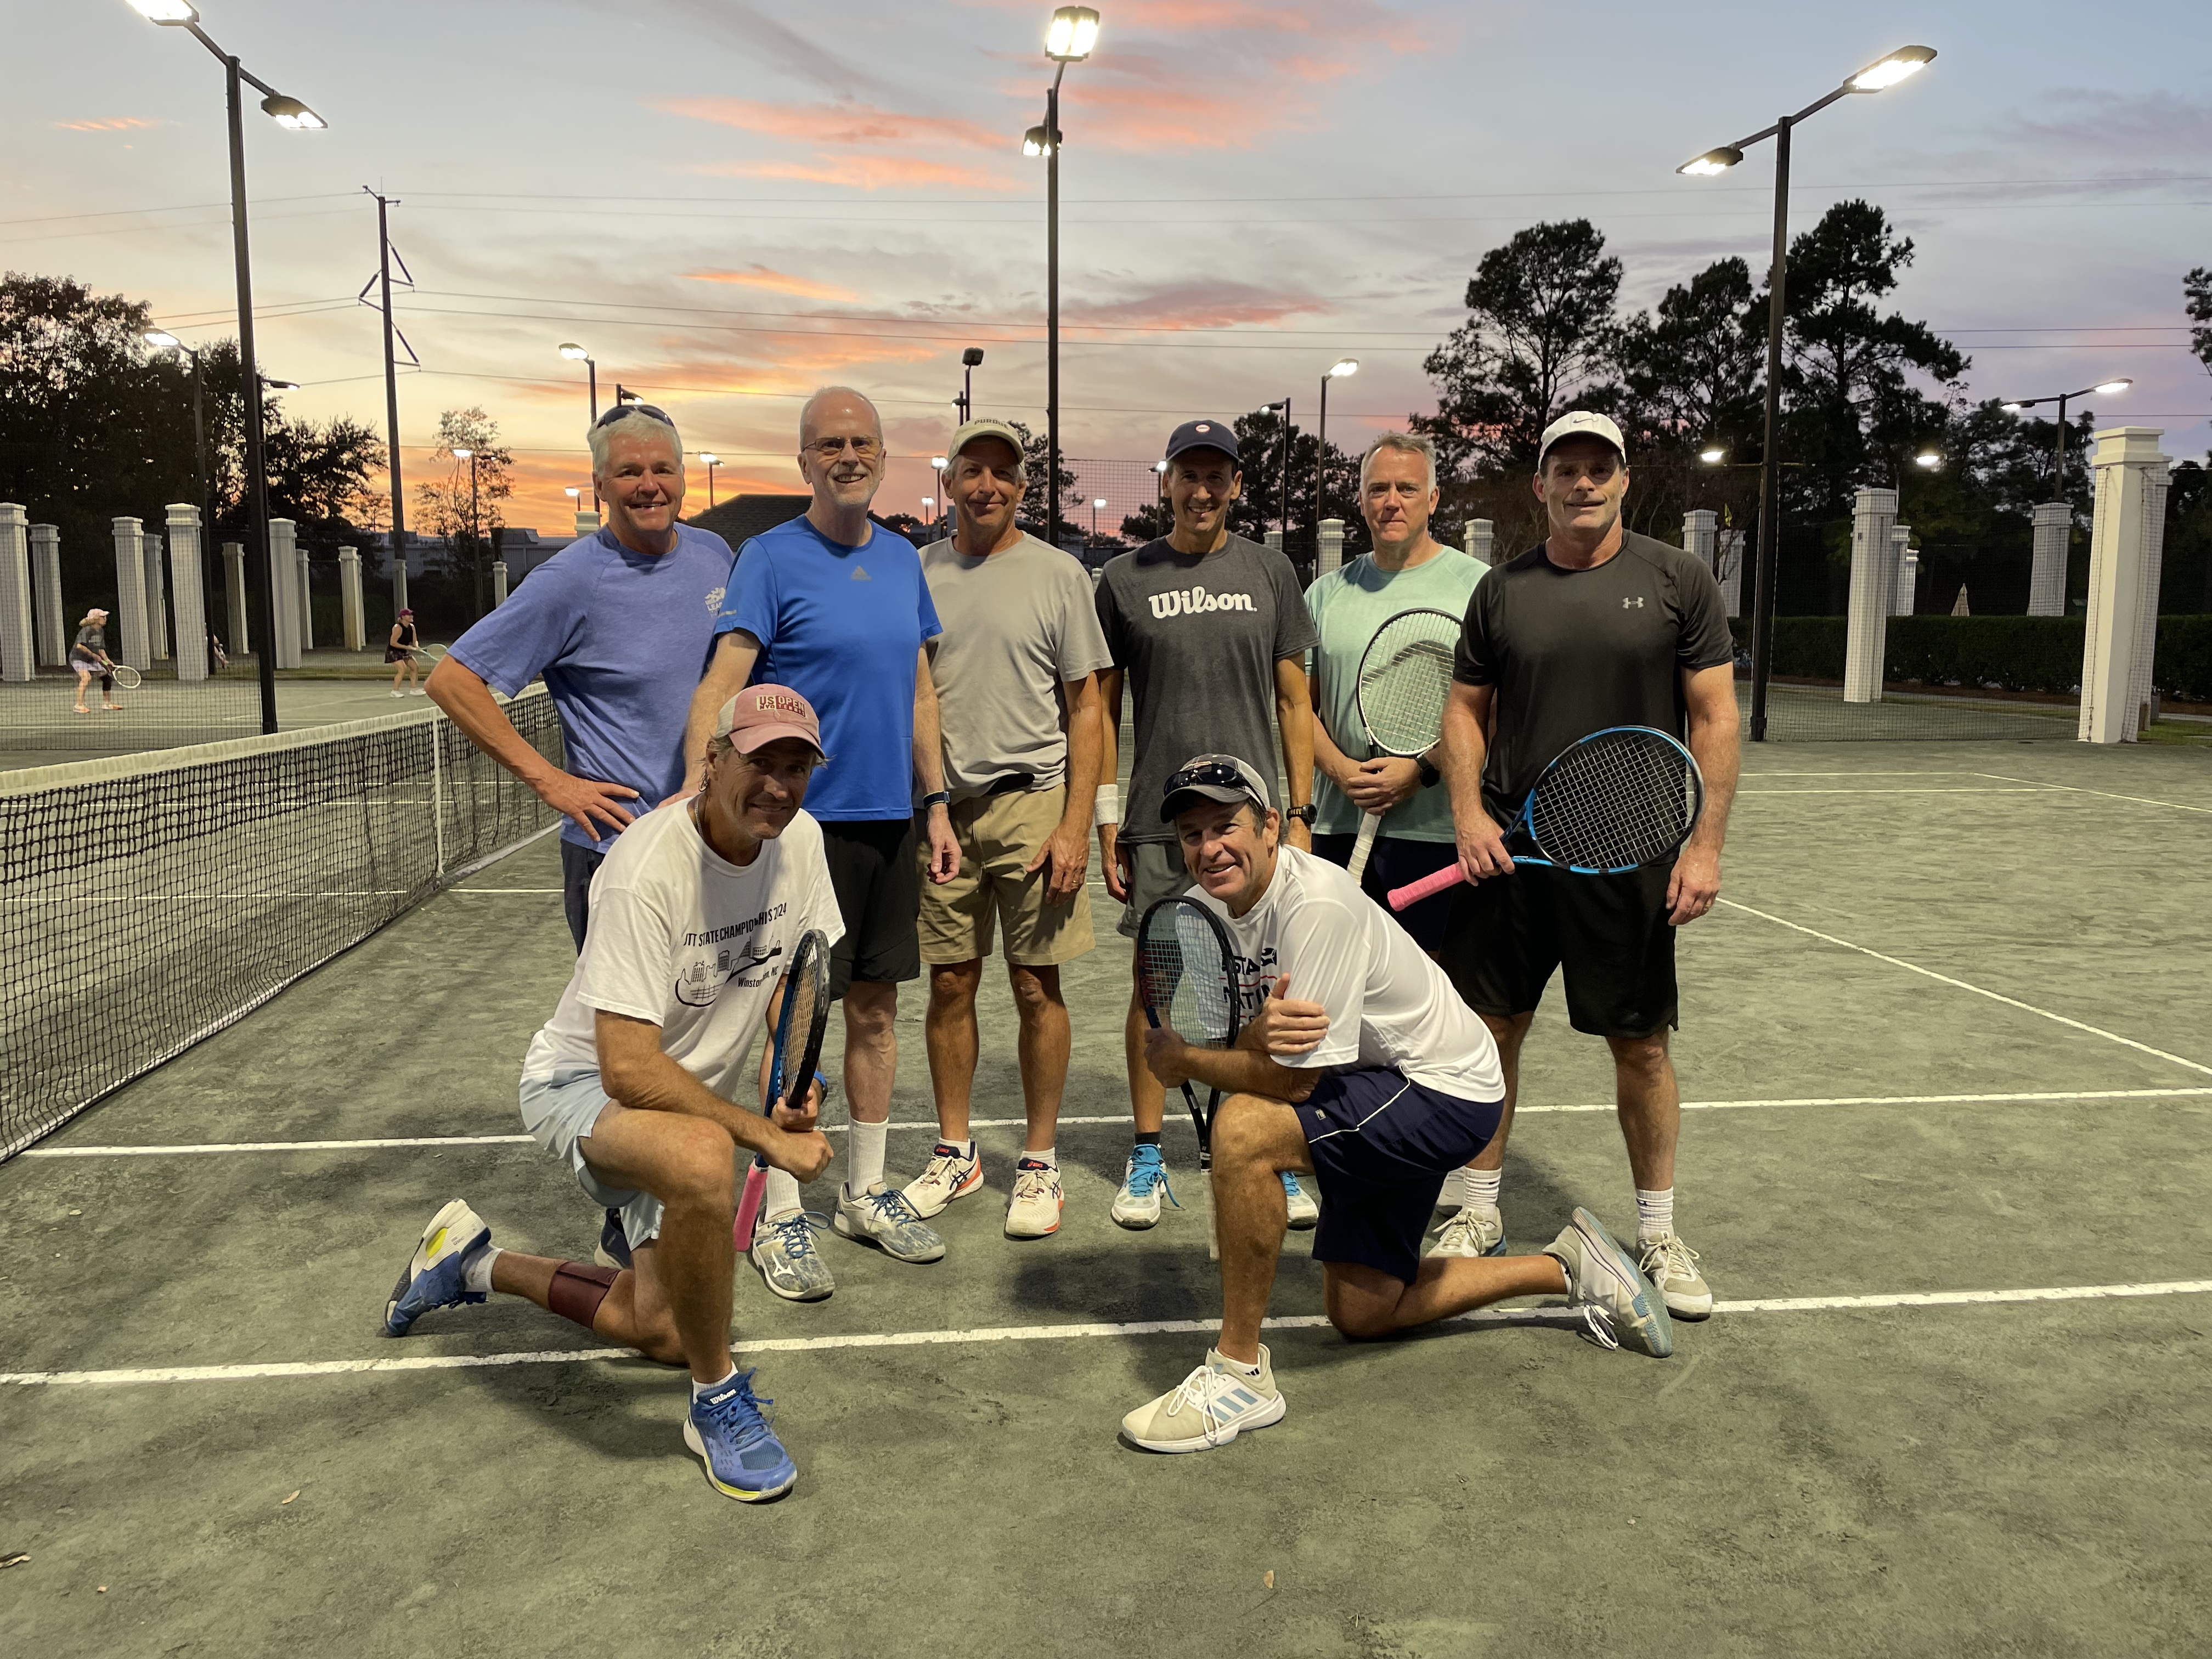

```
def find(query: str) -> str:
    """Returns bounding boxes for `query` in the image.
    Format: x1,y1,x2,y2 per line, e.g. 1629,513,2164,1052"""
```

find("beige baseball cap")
1537,410,1627,468
945,418,1027,466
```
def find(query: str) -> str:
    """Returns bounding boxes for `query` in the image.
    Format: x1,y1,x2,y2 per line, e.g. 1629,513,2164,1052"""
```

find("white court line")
25,1088,2210,1158
1740,788,2052,796
1972,772,2212,816
448,888,562,895
7,1279,2208,1387
1719,899,2212,1080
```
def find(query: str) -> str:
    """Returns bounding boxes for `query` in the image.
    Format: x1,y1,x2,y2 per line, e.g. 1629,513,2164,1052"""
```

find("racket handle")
733,1159,767,1254
1205,1171,1219,1263
1346,810,1382,883
1387,861,1466,912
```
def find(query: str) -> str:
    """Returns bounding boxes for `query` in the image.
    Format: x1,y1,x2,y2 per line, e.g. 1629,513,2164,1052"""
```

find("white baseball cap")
1537,410,1627,469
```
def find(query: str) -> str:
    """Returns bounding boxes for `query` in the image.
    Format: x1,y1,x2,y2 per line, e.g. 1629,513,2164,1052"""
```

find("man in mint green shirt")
1305,431,1483,953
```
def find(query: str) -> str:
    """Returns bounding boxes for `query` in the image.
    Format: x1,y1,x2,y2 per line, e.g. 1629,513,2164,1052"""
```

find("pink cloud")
52,116,163,133
657,95,1006,154
685,266,861,303
1071,281,1327,331
693,156,1000,191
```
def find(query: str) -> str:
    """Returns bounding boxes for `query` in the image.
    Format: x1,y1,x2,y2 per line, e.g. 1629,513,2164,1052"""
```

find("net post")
2077,427,2170,743
430,715,448,876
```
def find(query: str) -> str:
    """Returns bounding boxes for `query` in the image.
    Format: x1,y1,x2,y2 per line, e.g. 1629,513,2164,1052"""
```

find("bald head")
799,386,881,449
798,384,887,522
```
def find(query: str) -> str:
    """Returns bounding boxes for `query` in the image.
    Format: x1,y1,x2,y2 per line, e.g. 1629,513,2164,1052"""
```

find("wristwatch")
1285,803,1317,826
921,789,952,810
1415,754,1442,789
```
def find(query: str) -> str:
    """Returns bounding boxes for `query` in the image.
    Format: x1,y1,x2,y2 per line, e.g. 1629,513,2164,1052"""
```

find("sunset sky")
5,0,2209,537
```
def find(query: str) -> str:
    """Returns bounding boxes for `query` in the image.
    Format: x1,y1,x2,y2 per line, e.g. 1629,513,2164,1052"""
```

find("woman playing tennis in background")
387,607,425,697
70,608,120,714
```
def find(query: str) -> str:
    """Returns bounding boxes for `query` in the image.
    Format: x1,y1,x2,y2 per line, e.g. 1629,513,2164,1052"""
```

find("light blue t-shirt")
716,515,941,822
1304,548,1485,842
448,525,735,855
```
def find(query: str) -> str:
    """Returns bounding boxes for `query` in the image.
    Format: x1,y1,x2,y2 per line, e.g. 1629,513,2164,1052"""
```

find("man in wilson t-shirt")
1118,754,1674,1455
681,386,959,1300
1439,410,1741,1317
381,686,840,1503
1093,419,1317,1235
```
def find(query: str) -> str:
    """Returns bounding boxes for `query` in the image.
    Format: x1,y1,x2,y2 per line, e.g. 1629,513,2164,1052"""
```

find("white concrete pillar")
143,531,169,659
338,546,365,650
574,510,601,538
2028,501,2070,617
1463,518,1494,567
1716,528,1745,617
30,522,64,667
222,542,249,656
0,503,32,684
491,559,510,607
1843,486,1899,704
1888,527,1914,616
1263,529,1284,555
111,516,152,668
1683,509,1717,591
296,543,315,652
1318,517,1345,577
2079,427,2171,744
267,518,301,669
1895,550,1920,617
165,505,208,681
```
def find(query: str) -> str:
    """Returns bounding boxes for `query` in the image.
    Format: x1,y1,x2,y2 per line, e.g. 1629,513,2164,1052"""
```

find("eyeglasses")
808,435,882,460
595,402,675,429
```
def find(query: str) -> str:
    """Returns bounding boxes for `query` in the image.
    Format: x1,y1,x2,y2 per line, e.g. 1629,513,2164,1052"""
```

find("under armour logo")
1622,596,1645,609
851,566,872,581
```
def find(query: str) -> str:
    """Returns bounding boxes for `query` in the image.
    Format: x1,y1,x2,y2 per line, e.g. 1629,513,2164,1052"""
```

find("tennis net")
0,690,563,1160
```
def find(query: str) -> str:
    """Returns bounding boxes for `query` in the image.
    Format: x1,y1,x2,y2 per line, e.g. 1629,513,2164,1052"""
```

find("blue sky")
4,0,2208,531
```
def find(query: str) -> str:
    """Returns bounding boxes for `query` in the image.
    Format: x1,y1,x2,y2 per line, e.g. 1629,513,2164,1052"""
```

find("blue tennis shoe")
383,1198,491,1337
684,1369,798,1502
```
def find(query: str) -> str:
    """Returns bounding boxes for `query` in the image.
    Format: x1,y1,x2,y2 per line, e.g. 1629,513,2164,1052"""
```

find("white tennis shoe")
1429,1205,1506,1259
1121,1346,1286,1454
902,1142,983,1220
1638,1231,1713,1320
1281,1172,1319,1230
1004,1158,1063,1238
1110,1144,1174,1229
1543,1207,1673,1358
833,1182,946,1263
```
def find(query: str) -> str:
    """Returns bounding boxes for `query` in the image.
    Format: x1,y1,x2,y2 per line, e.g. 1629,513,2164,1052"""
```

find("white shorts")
518,1065,663,1249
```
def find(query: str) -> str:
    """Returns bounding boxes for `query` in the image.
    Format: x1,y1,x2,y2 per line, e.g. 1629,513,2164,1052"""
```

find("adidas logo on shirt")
1147,584,1256,619
851,566,872,581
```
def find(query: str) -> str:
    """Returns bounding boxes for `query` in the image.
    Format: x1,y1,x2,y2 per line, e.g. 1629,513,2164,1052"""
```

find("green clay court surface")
3,740,2209,1657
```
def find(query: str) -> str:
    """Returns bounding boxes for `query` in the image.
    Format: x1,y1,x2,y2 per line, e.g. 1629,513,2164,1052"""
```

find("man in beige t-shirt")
901,419,1112,1240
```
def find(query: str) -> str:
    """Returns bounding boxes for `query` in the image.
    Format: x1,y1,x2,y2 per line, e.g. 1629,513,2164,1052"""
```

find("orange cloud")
53,116,163,133
685,266,861,303
1072,281,1327,331
695,156,995,191
658,95,1005,153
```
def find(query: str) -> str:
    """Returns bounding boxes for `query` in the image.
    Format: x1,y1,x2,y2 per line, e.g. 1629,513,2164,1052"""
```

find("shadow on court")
3,738,2209,1657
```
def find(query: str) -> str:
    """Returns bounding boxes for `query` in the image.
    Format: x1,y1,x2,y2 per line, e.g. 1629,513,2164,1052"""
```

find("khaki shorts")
918,785,1095,967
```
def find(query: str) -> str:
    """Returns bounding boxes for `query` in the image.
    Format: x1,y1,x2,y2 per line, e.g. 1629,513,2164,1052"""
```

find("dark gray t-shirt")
1453,530,1734,805
1096,533,1317,843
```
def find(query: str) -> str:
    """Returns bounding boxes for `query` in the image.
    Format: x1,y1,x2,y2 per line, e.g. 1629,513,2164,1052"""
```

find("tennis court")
3,731,2209,1657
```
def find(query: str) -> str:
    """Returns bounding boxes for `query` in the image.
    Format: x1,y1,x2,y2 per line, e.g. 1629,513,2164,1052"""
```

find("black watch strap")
1286,803,1317,825
1415,754,1441,788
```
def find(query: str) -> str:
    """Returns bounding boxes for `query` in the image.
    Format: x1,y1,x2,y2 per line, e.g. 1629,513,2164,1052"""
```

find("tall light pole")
957,347,984,422
144,330,211,542
1314,357,1357,532
454,446,482,617
364,187,412,623
1092,496,1107,545
2000,379,2131,498
1026,6,1099,553
127,0,324,735
700,452,720,509
1262,397,1293,543
1678,43,1936,743
558,342,597,510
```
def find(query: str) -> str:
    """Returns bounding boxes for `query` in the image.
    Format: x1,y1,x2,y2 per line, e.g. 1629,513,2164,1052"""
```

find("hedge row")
1724,616,2212,703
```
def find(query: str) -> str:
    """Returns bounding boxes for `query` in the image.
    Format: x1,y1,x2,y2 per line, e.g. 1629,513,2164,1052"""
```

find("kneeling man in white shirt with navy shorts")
1121,753,1679,1454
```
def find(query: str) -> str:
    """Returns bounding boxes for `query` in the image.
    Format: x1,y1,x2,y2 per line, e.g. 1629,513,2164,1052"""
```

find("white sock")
1635,1187,1675,1243
692,1367,738,1401
847,1118,888,1196
941,1137,975,1160
461,1244,500,1295
1449,1166,1502,1213
761,1167,803,1222
1211,1348,1264,1379
1020,1146,1057,1168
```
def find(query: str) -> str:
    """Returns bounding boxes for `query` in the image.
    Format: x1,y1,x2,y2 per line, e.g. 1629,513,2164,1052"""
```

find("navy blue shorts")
1294,1067,1503,1285
1310,833,1459,952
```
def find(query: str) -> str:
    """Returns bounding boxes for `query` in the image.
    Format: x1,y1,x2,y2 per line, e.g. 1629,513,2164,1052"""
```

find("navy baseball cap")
1163,419,1239,467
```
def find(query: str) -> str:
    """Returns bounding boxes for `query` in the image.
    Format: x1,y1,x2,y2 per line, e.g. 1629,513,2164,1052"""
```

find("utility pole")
364,188,412,623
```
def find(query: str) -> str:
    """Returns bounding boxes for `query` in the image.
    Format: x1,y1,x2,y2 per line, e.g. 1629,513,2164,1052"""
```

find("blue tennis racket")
733,928,830,1251
1389,725,1705,910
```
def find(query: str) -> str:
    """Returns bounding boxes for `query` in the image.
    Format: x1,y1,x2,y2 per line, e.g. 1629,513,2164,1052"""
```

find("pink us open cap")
713,684,826,758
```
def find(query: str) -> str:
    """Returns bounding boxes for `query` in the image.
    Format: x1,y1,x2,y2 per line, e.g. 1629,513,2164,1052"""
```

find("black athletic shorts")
1310,833,1460,952
560,840,606,954
1295,1067,1503,1285
1444,859,1678,1037
821,817,922,998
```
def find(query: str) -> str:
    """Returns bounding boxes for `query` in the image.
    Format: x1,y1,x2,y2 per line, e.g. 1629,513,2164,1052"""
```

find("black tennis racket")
1135,896,1244,1261
1390,725,1704,911
732,928,831,1252
1346,607,1462,882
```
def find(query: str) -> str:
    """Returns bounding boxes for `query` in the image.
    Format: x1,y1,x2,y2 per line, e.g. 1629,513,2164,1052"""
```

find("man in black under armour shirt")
1436,411,1740,1322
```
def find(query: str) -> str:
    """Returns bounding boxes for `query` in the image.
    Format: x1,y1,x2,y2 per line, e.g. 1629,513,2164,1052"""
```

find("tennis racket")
411,644,446,666
1389,725,1704,911
110,664,142,690
1135,896,1244,1261
732,928,831,1253
1345,607,1462,883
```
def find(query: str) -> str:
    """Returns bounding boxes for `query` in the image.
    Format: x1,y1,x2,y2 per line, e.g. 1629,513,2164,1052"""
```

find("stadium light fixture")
261,377,298,391
145,331,213,542
2094,378,2134,396
1046,7,1099,61
701,451,720,507
1022,125,1054,157
1914,451,1943,469
1998,377,2132,496
565,487,580,500
1314,359,1358,532
144,329,182,348
452,447,472,459
126,0,327,735
1675,43,1936,744
1699,445,1726,464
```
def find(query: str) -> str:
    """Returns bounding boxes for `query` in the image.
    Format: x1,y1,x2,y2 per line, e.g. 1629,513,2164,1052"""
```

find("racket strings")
1356,617,1460,756
1136,908,1238,1047
1530,732,1698,868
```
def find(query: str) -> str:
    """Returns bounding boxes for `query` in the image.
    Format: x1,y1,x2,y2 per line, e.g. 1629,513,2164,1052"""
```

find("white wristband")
1094,783,1120,827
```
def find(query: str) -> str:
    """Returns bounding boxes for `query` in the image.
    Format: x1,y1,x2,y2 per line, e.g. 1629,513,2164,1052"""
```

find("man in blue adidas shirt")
683,386,961,1300
430,402,735,951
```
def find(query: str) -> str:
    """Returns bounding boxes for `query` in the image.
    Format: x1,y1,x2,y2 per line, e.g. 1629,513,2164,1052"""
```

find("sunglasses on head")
1164,759,1261,799
595,402,674,429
